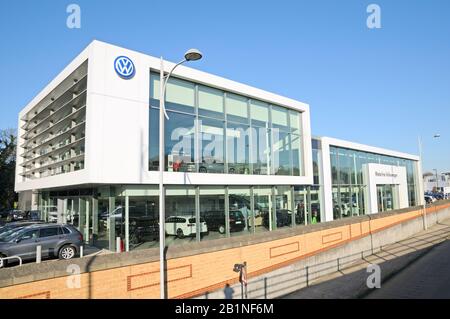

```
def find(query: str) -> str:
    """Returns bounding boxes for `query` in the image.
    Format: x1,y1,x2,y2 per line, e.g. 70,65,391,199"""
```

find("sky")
0,0,449,173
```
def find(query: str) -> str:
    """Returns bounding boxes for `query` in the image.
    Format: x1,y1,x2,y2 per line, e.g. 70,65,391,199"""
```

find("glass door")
377,185,385,212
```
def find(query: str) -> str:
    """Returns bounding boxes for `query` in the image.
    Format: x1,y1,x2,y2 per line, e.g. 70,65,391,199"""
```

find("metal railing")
0,255,23,267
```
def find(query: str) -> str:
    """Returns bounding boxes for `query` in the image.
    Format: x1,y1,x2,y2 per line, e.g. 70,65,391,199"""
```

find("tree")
0,128,17,210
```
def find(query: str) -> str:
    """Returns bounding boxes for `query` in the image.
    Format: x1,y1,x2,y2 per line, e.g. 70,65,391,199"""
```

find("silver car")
0,224,83,268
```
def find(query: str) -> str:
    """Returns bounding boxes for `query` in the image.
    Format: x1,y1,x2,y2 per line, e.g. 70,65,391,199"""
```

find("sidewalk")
282,218,450,299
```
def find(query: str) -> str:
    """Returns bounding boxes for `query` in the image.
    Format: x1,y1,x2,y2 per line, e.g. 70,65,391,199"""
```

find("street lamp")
418,133,440,230
158,49,203,299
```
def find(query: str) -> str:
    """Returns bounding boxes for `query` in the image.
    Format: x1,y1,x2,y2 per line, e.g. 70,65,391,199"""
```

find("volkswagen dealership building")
15,41,423,252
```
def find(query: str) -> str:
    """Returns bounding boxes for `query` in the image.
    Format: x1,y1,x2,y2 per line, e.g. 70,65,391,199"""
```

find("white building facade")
15,41,423,252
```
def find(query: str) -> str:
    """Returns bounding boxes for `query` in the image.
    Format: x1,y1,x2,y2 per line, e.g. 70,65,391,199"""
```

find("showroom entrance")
376,184,399,213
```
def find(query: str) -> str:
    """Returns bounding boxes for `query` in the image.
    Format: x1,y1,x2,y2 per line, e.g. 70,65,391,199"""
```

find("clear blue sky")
0,0,449,173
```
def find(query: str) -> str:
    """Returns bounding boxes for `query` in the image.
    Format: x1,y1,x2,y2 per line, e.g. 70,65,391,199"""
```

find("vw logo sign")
114,56,135,79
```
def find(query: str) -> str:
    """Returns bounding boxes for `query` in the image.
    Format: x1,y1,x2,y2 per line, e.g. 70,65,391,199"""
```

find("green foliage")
0,129,17,210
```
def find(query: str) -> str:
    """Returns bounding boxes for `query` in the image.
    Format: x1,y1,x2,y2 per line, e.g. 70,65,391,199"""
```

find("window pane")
200,187,226,241
150,72,159,99
251,126,270,175
199,117,225,173
272,130,291,175
228,187,252,237
128,194,159,250
289,110,301,134
165,187,196,246
292,134,302,176
226,122,250,174
271,105,289,131
166,78,195,110
149,107,159,171
274,186,293,229
254,186,272,233
198,86,224,119
226,94,248,123
166,111,196,172
250,100,269,127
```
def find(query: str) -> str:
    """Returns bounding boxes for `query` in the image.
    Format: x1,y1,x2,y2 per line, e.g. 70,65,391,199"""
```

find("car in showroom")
129,216,159,244
0,223,83,268
165,216,208,239
262,209,292,228
202,210,246,234
5,210,26,222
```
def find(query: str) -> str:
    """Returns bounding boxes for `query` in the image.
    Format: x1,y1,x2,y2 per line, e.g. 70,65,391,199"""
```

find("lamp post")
418,134,440,230
158,49,202,299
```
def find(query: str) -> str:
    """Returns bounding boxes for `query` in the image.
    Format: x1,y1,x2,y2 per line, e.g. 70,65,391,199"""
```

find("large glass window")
199,117,225,173
254,187,273,232
228,187,252,237
226,122,250,174
200,187,226,241
166,111,196,172
198,86,224,119
149,107,160,171
330,145,419,218
274,186,293,229
272,131,291,175
149,72,305,177
226,94,248,124
271,105,289,132
251,100,270,175
165,187,197,245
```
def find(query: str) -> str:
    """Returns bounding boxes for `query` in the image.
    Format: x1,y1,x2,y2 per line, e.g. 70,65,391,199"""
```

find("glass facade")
330,145,418,218
149,72,304,176
38,184,322,251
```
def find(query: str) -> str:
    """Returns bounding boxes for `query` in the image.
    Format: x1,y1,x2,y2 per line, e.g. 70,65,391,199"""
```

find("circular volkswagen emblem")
114,56,135,79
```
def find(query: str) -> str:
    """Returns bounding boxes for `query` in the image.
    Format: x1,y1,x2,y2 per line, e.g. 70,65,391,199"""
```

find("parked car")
165,216,208,238
24,210,42,221
129,216,159,244
198,161,225,174
202,210,246,234
262,209,292,228
0,221,45,236
0,223,83,268
5,210,25,222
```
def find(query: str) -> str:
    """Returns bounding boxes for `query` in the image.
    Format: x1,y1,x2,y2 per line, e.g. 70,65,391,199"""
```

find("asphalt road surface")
366,238,450,299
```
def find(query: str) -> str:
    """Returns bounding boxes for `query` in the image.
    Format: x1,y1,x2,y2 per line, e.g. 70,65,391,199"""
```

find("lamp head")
184,49,203,61
434,134,441,138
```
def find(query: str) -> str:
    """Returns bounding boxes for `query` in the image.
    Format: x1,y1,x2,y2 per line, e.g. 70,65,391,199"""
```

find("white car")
165,216,208,238
48,210,58,223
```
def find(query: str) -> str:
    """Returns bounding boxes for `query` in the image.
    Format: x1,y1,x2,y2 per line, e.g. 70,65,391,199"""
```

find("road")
366,237,450,299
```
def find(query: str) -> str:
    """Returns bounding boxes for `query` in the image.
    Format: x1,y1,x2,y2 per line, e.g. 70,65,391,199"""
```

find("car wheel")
176,228,185,239
199,167,207,173
218,225,225,234
228,168,235,174
59,245,76,260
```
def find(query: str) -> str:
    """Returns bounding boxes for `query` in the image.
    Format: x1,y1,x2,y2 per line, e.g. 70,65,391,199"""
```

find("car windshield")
0,227,27,242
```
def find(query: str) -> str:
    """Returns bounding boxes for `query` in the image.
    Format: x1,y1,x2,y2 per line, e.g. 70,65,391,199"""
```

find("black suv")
202,210,246,234
262,209,292,228
129,216,159,244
